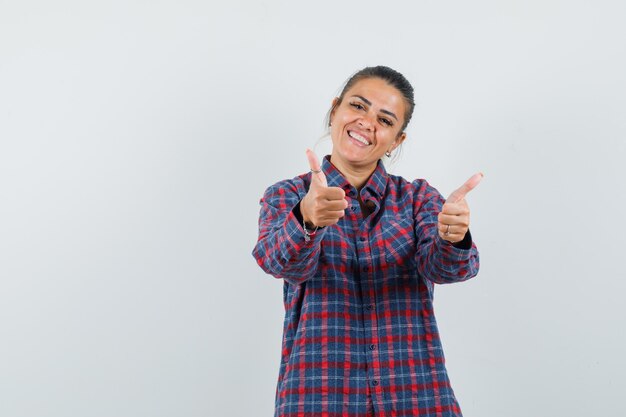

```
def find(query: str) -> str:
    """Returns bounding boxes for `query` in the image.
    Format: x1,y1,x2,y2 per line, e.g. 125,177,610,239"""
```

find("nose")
358,112,375,130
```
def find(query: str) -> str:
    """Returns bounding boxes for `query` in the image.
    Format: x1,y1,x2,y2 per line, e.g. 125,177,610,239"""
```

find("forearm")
413,179,480,284
253,200,325,285
418,230,479,284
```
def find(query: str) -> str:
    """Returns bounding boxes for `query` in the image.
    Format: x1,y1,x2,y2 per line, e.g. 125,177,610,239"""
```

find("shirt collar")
320,155,388,200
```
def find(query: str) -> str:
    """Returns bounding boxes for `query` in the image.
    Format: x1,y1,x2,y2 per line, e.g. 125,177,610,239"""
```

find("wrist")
451,230,472,249
300,196,316,227
302,218,319,242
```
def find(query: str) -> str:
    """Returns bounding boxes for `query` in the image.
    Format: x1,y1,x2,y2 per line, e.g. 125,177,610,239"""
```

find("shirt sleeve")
251,179,327,285
412,179,480,284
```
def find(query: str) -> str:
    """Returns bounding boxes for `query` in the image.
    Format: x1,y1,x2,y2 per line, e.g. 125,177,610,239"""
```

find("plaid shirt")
253,156,480,417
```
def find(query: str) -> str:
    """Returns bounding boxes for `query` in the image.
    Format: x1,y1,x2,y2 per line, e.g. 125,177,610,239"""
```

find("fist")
300,149,348,227
437,173,483,243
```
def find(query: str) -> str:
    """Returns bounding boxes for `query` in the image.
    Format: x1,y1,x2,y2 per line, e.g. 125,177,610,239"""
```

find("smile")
348,130,371,146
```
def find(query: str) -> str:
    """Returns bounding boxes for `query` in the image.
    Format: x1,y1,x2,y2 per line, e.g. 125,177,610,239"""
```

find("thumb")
447,172,483,203
306,149,327,187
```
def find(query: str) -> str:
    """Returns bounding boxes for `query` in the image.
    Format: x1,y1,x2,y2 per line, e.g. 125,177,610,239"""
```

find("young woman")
253,66,482,417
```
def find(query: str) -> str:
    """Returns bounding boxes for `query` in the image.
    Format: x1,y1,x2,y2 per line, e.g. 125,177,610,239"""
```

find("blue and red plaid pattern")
253,156,480,417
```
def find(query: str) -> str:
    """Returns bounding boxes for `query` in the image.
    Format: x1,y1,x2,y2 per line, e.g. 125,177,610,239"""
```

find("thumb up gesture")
300,150,349,227
438,173,483,243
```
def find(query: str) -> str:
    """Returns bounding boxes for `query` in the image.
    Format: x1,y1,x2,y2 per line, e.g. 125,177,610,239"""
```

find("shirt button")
372,380,379,386
359,236,366,242
351,206,357,211
366,305,374,310
369,344,376,350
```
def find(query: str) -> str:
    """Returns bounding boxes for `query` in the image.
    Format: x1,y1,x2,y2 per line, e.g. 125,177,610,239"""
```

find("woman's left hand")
437,173,483,243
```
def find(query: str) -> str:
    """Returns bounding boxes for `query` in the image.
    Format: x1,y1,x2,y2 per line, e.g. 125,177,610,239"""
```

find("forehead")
344,77,406,118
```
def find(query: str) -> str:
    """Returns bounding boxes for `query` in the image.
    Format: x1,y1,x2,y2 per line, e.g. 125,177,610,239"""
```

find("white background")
1,1,625,416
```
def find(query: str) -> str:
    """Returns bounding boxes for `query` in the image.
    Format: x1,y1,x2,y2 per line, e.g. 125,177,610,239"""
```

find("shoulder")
386,173,443,201
260,172,310,203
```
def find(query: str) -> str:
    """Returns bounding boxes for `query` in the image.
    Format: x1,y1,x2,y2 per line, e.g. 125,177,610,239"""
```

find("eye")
350,102,365,111
380,117,393,126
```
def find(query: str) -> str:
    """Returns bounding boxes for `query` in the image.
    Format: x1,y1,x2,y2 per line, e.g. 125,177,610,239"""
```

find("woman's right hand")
300,150,348,227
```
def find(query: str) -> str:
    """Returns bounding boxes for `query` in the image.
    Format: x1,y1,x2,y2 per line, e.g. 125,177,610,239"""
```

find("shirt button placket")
360,236,369,273
358,229,381,399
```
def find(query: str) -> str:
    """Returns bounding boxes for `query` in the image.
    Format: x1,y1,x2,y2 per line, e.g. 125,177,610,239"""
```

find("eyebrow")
351,95,399,121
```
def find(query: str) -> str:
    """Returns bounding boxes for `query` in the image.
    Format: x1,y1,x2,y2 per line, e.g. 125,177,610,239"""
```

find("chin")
337,151,377,168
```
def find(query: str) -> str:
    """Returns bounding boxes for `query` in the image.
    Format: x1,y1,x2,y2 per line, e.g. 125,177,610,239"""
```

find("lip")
347,129,372,146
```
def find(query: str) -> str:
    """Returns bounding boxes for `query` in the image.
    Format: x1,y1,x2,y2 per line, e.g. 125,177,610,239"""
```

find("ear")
392,132,407,151
329,97,340,125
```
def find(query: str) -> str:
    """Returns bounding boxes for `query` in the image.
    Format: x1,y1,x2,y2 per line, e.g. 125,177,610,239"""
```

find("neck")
329,155,377,191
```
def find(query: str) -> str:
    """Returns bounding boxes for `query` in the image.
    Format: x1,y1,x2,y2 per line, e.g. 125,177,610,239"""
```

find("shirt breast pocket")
383,217,416,268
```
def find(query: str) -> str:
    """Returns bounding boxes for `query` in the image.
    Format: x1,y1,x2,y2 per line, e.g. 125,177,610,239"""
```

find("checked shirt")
253,156,480,417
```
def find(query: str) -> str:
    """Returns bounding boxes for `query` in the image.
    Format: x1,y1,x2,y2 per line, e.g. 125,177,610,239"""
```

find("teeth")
349,131,370,145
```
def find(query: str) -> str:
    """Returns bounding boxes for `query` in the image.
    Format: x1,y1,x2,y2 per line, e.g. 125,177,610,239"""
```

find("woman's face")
329,77,407,173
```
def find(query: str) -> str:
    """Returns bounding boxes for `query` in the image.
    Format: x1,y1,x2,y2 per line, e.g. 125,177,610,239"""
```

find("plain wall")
1,1,625,416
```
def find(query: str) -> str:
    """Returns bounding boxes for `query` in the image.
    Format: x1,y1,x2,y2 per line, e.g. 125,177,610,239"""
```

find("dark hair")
327,66,415,134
